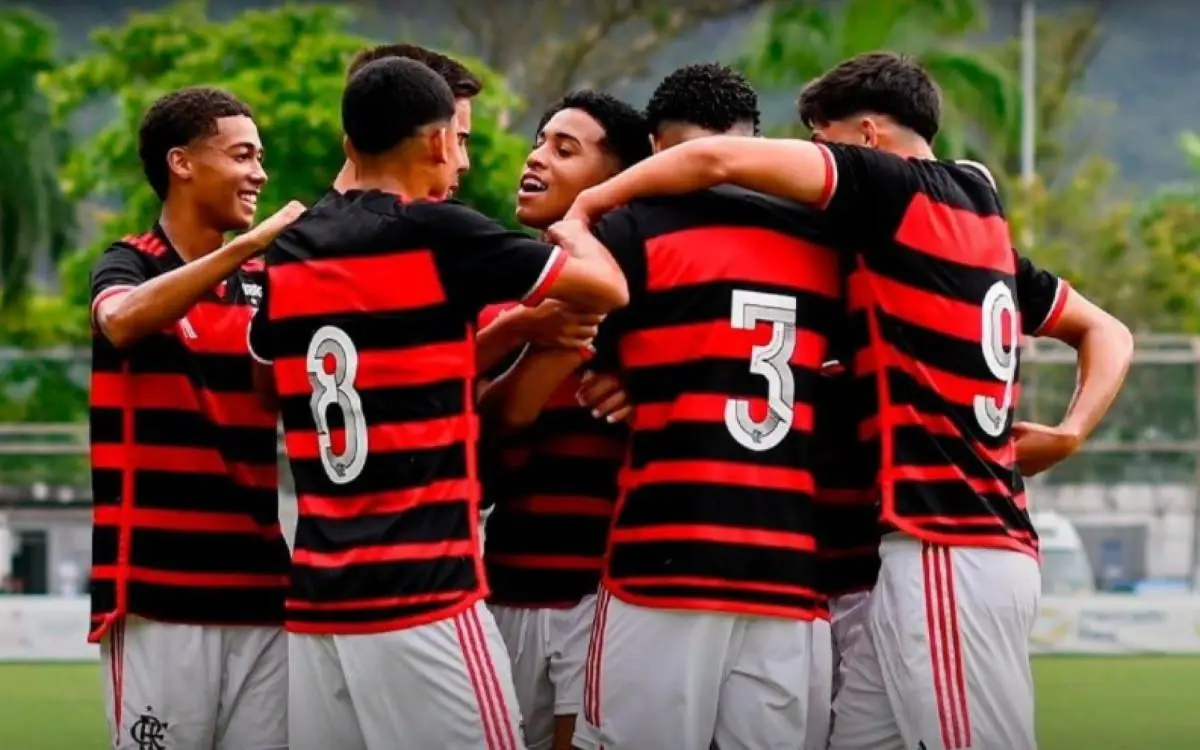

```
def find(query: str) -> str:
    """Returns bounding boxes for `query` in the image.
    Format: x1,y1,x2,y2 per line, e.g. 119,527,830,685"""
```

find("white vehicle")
1032,511,1096,595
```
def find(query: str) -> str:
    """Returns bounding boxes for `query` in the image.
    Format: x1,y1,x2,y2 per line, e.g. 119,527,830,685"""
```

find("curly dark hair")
343,58,456,156
646,63,760,136
138,87,253,200
347,43,482,99
536,90,651,170
798,52,941,143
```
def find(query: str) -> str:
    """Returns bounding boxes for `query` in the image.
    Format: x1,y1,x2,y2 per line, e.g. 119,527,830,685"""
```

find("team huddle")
87,42,1133,750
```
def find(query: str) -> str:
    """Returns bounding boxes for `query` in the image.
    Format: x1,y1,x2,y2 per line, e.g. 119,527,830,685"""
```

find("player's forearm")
96,234,264,348
1057,316,1134,441
556,234,629,312
479,348,584,432
476,309,530,374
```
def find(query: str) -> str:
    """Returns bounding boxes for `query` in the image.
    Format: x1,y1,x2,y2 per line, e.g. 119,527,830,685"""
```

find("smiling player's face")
516,108,618,230
181,115,268,232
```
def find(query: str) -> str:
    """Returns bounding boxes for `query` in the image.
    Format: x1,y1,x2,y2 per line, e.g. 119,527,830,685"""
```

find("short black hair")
347,43,482,99
138,87,253,200
798,52,941,143
646,63,760,136
536,90,651,170
342,58,457,156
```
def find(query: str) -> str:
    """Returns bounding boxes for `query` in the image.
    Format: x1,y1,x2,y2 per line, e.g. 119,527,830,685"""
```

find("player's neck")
348,164,436,202
158,201,226,263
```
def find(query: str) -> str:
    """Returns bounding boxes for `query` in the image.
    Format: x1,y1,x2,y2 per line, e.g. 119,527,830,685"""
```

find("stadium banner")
0,595,97,662
1033,594,1200,654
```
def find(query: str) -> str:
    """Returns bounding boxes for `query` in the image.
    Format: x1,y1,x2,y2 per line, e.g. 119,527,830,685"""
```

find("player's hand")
517,301,604,350
1012,421,1082,477
545,218,593,254
243,200,306,252
563,188,610,226
577,370,631,423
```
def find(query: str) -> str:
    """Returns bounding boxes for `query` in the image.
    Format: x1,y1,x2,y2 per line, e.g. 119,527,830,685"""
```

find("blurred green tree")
737,0,1014,158
0,9,74,309
42,1,529,334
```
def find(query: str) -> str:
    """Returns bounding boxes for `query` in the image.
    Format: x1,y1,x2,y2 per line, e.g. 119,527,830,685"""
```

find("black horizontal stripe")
627,360,823,408
487,567,600,607
93,527,288,575
293,501,471,554
892,481,1033,532
821,556,880,597
816,503,881,550
621,281,840,336
884,369,1014,449
91,470,279,521
865,246,1014,308
93,341,255,392
485,513,610,558
268,306,469,357
518,409,624,441
498,455,622,499
893,426,1022,487
92,581,285,625
279,380,464,430
876,307,1019,386
89,408,276,464
629,421,812,470
609,541,815,588
285,599,471,626
289,556,477,604
633,186,836,245
616,583,820,613
617,484,812,531
287,443,466,499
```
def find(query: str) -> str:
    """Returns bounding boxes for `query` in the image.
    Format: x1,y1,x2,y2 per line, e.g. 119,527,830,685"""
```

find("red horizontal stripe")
615,575,820,600
285,415,473,458
621,319,827,371
857,272,1021,347
93,506,280,535
286,590,467,612
175,302,255,355
633,393,814,435
890,465,1012,499
854,341,1021,410
605,578,821,621
91,565,287,588
269,250,446,319
274,339,472,396
1034,280,1070,335
645,226,839,297
610,523,815,551
860,408,1016,469
91,372,276,428
895,193,1014,274
297,478,473,520
91,444,275,488
532,434,625,460
624,459,815,495
292,540,475,568
487,554,602,571
505,495,613,516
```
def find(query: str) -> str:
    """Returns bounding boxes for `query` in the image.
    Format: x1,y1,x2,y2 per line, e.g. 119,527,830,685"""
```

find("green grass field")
0,657,1197,749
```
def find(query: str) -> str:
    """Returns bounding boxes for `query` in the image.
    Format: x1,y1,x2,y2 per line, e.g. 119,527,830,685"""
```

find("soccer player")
246,58,627,750
88,87,302,749
570,63,839,750
476,90,650,750
567,52,1134,750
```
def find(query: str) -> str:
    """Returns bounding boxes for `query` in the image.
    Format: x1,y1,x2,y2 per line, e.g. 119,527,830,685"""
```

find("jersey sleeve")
588,208,647,371
246,248,279,365
1016,252,1070,336
414,200,566,315
90,243,150,332
816,143,920,247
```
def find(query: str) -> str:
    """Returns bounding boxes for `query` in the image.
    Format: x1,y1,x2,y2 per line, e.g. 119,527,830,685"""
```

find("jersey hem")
1033,279,1071,336
602,578,823,621
90,285,135,334
284,589,485,636
879,512,1040,559
521,247,567,307
88,609,285,642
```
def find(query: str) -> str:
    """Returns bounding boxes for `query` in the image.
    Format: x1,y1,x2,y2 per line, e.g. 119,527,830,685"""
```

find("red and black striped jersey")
817,144,1069,557
248,190,565,635
478,304,626,609
87,225,289,642
590,186,839,620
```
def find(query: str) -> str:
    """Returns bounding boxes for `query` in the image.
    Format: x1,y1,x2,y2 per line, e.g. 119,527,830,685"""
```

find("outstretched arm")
479,348,588,432
568,136,835,222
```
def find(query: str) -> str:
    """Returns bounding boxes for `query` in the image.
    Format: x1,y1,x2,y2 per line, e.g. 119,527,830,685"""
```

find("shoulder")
95,232,162,272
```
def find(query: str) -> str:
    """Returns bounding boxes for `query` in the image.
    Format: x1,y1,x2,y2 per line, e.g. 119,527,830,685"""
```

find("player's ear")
426,125,451,165
342,135,353,162
166,146,193,183
860,116,880,149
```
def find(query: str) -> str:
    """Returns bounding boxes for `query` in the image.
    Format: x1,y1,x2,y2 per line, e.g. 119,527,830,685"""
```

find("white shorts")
829,534,1040,750
490,595,595,750
101,615,287,750
574,586,813,750
830,589,872,700
806,618,834,750
289,600,525,750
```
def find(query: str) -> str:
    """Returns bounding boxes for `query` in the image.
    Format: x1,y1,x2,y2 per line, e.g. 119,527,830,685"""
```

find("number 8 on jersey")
307,325,368,484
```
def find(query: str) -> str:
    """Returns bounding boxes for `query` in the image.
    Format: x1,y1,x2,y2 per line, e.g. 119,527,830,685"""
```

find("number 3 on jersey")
975,281,1019,437
725,289,797,452
307,325,368,484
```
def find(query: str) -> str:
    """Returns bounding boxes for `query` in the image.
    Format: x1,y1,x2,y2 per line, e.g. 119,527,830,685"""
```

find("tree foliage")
0,9,74,308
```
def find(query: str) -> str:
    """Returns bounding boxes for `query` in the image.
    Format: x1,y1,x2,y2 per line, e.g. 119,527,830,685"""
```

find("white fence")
4,594,1200,662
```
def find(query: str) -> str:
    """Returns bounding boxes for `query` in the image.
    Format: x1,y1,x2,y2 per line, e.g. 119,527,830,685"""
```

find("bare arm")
476,309,531,375
1040,288,1134,443
568,137,833,222
538,220,629,312
478,348,586,432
